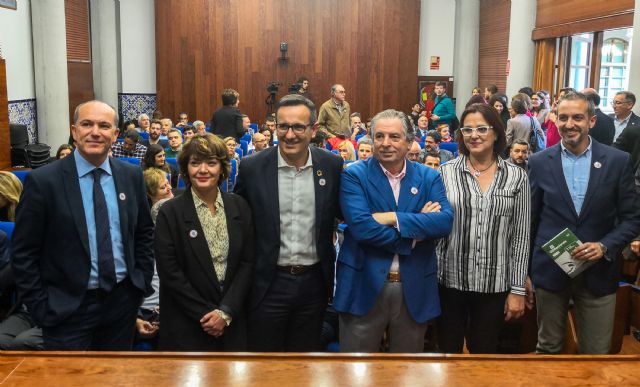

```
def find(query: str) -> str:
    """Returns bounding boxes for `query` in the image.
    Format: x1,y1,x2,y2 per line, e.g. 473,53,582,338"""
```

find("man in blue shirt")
529,92,640,354
12,100,155,350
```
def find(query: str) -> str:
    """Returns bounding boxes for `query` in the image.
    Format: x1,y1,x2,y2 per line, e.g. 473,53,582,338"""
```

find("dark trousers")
437,285,508,354
248,266,326,352
43,278,142,351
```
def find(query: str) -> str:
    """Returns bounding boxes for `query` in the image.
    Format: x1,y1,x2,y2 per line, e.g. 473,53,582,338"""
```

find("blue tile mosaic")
8,98,38,143
119,93,157,122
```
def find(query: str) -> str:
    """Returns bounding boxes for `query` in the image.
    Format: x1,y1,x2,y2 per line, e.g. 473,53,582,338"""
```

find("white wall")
0,0,35,100
119,0,156,93
418,0,456,77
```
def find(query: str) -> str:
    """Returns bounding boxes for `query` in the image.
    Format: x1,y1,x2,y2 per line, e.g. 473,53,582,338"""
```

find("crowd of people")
1,79,640,356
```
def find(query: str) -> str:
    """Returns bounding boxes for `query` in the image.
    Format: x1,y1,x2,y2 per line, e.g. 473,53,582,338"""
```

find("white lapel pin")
189,230,198,238
119,193,126,201
411,187,418,195
594,161,602,169
319,178,326,186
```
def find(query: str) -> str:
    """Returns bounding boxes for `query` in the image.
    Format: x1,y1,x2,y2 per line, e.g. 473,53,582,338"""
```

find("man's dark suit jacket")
529,141,640,297
234,146,343,309
210,106,244,140
154,189,255,351
589,108,615,145
613,112,640,169
11,154,155,327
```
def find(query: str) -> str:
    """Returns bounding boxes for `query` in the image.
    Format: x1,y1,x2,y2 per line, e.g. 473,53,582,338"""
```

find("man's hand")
524,276,535,310
571,242,605,261
200,311,226,337
431,114,440,121
421,201,441,213
504,294,525,321
372,212,397,227
136,318,159,339
631,240,640,255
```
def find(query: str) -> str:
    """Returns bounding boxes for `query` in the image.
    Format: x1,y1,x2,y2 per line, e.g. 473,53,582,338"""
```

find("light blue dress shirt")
560,137,592,215
74,151,127,289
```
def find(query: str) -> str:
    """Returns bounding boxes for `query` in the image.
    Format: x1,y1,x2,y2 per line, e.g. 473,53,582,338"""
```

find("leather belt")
277,263,319,275
387,271,401,282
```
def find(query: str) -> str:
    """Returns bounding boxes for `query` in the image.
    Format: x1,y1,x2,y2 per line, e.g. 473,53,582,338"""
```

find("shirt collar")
74,150,112,178
191,187,224,209
277,147,313,170
379,160,407,180
560,136,592,158
615,112,632,124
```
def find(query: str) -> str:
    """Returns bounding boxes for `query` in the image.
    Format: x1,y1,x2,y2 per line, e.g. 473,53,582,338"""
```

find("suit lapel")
397,161,421,213
182,190,221,290
264,148,280,241
62,154,91,258
311,148,327,242
548,146,579,220
222,193,241,280
579,141,605,221
367,159,398,210
109,159,130,248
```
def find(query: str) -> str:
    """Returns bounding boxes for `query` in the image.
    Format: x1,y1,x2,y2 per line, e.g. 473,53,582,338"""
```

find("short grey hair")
357,136,373,147
558,92,596,118
193,120,205,128
73,100,119,127
331,84,343,94
370,109,414,142
138,113,149,122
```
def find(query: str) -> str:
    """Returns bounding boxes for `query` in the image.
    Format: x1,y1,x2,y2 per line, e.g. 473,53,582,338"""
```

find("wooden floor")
0,351,639,386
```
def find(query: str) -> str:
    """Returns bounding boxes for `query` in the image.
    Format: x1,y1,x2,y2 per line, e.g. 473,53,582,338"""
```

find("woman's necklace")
468,157,495,178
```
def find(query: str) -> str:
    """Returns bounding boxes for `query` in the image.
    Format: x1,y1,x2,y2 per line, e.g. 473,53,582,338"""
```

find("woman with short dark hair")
154,133,255,351
437,104,530,354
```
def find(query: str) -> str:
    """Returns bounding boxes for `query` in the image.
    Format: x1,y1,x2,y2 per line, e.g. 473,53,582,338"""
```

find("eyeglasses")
460,126,492,136
276,123,311,134
612,100,631,106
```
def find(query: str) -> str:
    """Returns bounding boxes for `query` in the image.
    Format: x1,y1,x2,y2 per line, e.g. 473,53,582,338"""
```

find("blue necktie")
92,169,117,292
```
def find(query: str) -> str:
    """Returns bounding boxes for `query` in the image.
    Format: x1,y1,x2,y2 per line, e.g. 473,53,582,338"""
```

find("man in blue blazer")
334,109,453,352
11,101,155,350
529,92,640,354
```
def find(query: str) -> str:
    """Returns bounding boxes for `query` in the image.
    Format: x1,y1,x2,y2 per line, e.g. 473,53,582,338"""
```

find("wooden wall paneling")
478,0,510,96
155,0,421,127
65,0,93,126
533,0,634,40
0,59,10,170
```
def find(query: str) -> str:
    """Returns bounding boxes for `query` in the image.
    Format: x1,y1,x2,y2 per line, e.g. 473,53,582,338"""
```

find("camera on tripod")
267,82,281,96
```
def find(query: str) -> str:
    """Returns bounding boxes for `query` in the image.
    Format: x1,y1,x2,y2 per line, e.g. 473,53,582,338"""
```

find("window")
567,33,593,91
598,28,633,111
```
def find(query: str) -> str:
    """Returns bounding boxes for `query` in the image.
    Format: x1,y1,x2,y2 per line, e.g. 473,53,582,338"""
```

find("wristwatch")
597,242,608,255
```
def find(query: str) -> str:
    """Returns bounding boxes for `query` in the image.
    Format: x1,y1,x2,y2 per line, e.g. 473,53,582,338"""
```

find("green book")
541,228,594,278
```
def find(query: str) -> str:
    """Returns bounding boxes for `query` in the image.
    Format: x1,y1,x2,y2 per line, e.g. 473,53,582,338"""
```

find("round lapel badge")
189,230,198,239
410,187,418,195
119,193,126,201
593,161,602,169
319,178,326,186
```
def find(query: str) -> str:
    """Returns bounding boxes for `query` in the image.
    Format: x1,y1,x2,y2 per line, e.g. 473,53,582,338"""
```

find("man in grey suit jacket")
612,92,640,169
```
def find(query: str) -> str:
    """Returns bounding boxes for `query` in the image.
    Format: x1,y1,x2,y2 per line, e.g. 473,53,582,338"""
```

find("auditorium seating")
239,140,249,157
139,132,150,140
117,157,141,166
0,222,14,240
11,170,30,184
165,158,178,171
440,142,458,155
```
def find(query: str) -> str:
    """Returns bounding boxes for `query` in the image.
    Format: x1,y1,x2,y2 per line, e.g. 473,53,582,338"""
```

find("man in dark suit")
235,94,343,351
12,100,155,350
209,88,244,141
529,92,640,354
582,88,615,145
612,91,640,169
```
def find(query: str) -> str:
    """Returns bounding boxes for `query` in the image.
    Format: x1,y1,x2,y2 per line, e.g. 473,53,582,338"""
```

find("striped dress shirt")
437,156,530,295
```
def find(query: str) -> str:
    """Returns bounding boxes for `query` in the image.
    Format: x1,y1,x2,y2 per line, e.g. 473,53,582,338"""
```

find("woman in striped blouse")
436,103,530,354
